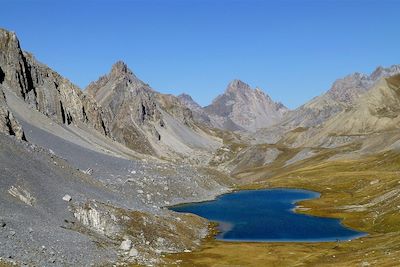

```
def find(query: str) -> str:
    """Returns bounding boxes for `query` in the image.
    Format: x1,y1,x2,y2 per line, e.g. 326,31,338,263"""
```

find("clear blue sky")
1,0,399,109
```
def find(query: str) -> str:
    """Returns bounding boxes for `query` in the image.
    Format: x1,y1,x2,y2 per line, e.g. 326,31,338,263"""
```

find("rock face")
0,28,109,136
86,61,157,154
204,80,288,132
0,85,24,139
87,61,220,157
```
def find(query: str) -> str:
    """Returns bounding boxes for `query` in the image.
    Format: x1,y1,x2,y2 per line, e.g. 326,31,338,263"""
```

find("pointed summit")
110,61,131,76
228,79,247,88
86,60,150,105
205,79,288,132
178,93,195,102
177,93,212,125
108,60,141,83
226,79,252,94
178,93,202,110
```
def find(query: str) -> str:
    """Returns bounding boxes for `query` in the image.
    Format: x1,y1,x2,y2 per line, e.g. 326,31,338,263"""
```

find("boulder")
129,247,138,257
119,239,132,251
62,195,72,202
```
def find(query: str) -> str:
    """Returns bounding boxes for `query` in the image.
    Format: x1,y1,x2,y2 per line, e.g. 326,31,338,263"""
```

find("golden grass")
164,151,400,266
0,261,12,267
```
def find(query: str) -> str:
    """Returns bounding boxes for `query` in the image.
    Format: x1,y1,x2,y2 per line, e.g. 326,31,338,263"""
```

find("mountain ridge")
86,60,221,158
283,64,400,129
3,26,400,266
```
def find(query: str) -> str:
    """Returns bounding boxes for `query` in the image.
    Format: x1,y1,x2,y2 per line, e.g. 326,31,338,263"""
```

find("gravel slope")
0,90,231,266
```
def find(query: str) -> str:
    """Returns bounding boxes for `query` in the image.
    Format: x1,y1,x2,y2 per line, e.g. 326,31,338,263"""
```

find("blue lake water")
170,189,365,242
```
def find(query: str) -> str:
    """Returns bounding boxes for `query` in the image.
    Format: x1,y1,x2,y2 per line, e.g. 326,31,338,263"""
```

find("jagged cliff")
0,29,230,266
0,28,110,136
2,25,400,267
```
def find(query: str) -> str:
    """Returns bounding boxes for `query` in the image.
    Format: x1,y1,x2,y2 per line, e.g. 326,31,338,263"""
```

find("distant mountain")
281,65,400,129
3,26,400,267
86,61,220,157
204,79,288,132
317,74,400,136
177,93,211,125
274,73,400,149
177,93,202,111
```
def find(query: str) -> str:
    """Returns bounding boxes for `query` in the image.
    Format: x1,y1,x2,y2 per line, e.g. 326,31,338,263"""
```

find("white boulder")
120,239,132,251
62,194,72,202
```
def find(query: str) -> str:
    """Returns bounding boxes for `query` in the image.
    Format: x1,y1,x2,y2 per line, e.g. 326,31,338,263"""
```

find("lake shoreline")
170,188,366,243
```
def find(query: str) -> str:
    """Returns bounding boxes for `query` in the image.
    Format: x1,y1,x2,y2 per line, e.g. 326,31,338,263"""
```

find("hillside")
0,28,231,266
2,25,400,267
282,65,400,129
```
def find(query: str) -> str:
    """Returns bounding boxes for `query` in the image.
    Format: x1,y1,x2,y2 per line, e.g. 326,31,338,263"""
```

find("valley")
166,151,400,266
1,26,400,267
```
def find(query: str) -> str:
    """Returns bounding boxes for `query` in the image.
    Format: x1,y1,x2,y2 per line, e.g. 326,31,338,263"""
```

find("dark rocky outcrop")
0,66,5,84
0,85,25,139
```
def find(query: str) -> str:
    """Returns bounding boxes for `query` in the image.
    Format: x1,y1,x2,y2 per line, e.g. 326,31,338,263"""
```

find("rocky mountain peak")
226,79,252,94
177,93,202,110
110,61,131,77
178,93,194,102
204,80,288,132
86,59,224,157
107,61,143,85
275,101,287,111
0,28,19,47
326,65,400,105
370,64,400,81
177,93,213,126
86,61,150,106
225,80,274,102
0,28,34,100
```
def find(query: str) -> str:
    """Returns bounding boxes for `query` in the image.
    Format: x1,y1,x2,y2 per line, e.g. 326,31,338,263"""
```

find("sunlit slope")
166,150,400,266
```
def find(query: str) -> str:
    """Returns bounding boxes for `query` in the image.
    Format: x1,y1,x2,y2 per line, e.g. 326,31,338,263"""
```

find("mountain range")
2,27,400,266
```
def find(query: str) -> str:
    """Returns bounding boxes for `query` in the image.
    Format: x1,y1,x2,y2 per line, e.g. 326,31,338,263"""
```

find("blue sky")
1,0,399,109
